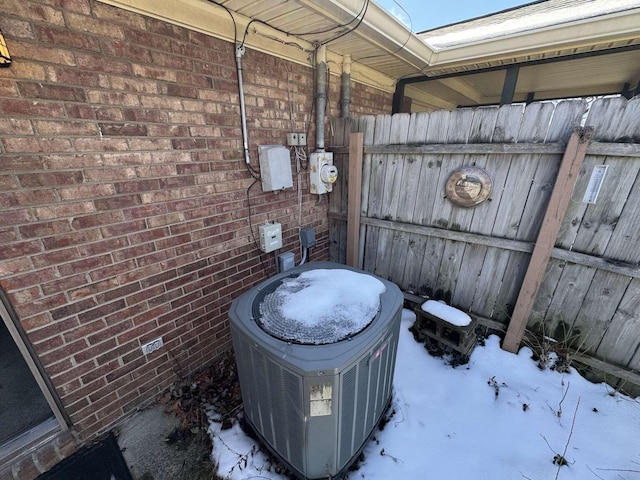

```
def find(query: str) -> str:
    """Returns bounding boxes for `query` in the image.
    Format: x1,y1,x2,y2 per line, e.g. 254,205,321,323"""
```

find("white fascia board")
300,0,436,72
427,10,640,70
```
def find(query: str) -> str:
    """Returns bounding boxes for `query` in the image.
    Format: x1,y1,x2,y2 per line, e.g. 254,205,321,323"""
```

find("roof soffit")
419,6,640,76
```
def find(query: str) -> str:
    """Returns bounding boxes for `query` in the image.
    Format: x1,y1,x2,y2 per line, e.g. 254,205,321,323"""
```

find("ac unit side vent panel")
267,358,286,453
383,337,399,405
354,355,370,449
283,369,305,472
371,335,396,428
367,350,383,429
339,365,357,467
235,334,260,426
253,347,274,446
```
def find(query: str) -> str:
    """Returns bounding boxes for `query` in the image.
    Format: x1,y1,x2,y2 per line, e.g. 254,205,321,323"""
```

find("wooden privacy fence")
328,97,640,383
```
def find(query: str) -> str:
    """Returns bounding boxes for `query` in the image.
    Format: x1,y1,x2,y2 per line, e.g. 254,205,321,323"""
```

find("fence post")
346,132,364,267
503,127,593,353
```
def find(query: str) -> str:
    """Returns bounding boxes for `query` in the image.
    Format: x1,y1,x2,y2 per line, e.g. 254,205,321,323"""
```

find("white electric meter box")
258,145,293,192
310,151,337,195
259,222,283,253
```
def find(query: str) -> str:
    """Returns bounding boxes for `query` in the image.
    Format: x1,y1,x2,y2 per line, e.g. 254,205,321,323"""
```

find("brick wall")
0,0,392,474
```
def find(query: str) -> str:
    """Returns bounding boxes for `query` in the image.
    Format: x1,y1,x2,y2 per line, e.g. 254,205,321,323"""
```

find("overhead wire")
208,0,370,47
206,0,238,44
321,0,370,46
251,29,312,52
353,0,413,63
241,17,296,49
290,0,370,37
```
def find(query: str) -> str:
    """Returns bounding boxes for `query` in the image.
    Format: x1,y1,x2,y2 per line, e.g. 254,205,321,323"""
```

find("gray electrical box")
300,227,316,248
258,145,293,192
277,251,295,272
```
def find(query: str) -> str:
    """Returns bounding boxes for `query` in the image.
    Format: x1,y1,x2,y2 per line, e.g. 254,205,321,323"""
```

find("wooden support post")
500,66,520,105
503,127,593,353
346,132,364,267
392,82,406,114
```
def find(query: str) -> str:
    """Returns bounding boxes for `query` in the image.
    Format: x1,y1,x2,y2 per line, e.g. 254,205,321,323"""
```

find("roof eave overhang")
421,9,640,76
96,0,441,92
300,0,436,72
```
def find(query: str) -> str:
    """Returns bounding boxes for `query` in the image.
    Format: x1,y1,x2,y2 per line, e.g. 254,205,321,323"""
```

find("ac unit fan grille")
252,273,377,345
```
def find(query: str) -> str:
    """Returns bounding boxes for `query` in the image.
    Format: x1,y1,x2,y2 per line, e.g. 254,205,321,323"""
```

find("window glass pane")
0,320,54,445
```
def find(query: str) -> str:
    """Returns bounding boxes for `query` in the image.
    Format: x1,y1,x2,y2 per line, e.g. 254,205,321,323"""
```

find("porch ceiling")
405,47,640,110
405,0,640,110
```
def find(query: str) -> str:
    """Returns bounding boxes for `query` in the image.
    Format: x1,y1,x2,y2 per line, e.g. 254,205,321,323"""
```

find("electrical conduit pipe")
341,54,351,118
235,44,251,165
315,45,327,151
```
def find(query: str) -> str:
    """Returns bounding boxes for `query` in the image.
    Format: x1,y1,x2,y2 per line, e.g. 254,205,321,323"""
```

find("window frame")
0,288,69,461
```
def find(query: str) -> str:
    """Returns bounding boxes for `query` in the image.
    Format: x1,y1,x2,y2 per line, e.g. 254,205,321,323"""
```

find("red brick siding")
0,0,392,474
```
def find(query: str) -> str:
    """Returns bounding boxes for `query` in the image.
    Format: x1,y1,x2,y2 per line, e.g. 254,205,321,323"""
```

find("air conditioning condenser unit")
229,261,403,479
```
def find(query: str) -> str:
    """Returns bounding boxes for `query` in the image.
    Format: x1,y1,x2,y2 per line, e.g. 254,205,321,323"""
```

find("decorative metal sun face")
445,166,492,207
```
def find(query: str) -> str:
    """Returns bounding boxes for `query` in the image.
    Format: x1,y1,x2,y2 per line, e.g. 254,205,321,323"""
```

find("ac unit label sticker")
310,384,332,416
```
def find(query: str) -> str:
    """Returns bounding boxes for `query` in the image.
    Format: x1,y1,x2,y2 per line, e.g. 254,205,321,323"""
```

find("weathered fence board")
328,117,355,264
400,112,431,288
358,115,376,268
602,169,640,264
402,232,428,292
452,243,487,309
595,278,640,369
362,115,393,274
418,237,446,297
469,105,526,318
572,156,640,256
572,271,631,355
547,99,588,143
515,101,586,242
504,128,592,352
543,263,597,340
555,153,604,250
329,97,640,380
451,108,500,311
492,103,558,322
349,142,640,156
346,133,364,267
470,247,512,317
587,96,628,141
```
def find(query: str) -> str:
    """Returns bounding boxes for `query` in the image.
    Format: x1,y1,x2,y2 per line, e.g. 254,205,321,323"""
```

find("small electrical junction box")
259,222,283,253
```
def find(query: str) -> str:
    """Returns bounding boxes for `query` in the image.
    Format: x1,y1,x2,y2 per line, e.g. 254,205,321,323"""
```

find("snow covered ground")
208,309,640,480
